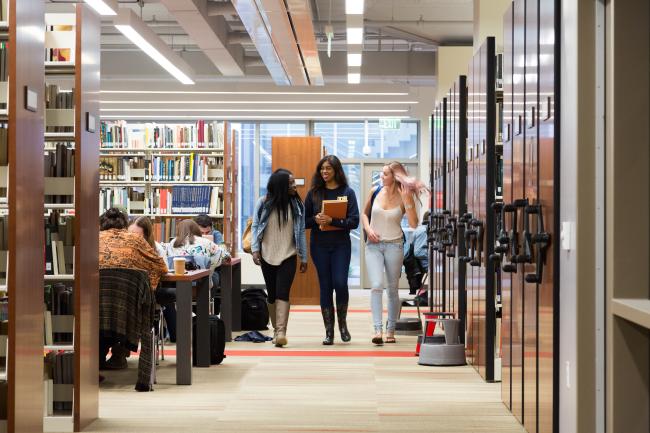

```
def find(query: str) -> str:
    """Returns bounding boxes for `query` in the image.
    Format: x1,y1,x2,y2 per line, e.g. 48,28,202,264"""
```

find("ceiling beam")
159,0,245,76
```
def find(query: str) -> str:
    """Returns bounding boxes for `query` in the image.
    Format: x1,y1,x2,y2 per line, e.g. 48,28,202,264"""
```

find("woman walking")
251,169,308,347
362,162,423,345
305,155,359,345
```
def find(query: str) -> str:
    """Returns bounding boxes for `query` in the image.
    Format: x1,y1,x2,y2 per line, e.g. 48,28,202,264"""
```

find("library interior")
0,0,648,432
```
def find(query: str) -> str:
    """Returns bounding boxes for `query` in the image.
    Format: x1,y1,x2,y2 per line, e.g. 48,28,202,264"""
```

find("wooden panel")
457,76,468,344
224,122,238,255
74,5,100,430
523,1,539,431
445,89,456,314
7,0,45,431
511,0,526,422
465,58,474,366
537,0,556,430
501,2,515,411
271,137,322,305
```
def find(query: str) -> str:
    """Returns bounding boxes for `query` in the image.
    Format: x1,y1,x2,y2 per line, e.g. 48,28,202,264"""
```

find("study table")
219,257,241,341
160,269,211,385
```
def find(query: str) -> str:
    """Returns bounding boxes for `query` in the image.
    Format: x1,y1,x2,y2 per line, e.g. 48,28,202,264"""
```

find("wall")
473,0,513,51
435,46,473,103
558,0,598,432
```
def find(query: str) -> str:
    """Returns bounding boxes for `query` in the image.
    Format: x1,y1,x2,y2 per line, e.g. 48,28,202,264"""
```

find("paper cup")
173,257,186,275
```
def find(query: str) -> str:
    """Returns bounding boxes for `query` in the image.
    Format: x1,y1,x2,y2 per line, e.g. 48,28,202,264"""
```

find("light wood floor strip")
88,290,523,433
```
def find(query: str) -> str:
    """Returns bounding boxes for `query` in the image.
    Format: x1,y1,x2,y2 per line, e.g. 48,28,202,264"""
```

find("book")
320,198,348,232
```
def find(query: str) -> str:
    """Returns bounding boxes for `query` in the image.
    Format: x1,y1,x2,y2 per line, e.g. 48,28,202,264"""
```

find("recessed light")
345,0,364,15
346,28,363,45
347,53,362,67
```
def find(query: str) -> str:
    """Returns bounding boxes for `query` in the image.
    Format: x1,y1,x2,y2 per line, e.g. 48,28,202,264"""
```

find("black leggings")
261,255,297,303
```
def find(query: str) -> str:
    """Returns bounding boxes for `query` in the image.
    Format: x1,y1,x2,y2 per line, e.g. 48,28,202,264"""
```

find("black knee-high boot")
337,304,351,342
321,307,335,345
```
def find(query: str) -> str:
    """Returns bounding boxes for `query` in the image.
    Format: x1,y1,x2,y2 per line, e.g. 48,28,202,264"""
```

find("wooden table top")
222,257,241,266
161,268,211,282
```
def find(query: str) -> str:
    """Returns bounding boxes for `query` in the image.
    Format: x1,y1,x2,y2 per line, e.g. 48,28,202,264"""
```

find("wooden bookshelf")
40,5,101,432
4,1,46,433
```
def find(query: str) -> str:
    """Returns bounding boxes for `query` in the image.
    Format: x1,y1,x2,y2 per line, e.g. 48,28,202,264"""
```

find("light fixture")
345,0,364,15
325,24,334,58
347,53,362,67
83,0,118,16
113,9,195,85
346,27,363,45
348,73,361,84
100,91,411,96
99,100,418,104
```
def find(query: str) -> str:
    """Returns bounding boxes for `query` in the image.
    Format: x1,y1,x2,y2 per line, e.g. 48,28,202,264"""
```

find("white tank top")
369,200,404,241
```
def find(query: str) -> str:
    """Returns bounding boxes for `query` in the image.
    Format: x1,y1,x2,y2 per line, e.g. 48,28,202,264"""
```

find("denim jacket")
251,196,307,263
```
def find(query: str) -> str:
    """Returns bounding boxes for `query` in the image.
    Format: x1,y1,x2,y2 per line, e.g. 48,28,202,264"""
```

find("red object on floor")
415,312,457,356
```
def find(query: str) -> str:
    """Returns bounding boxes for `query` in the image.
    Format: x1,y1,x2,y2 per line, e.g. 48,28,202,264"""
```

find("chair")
99,268,156,391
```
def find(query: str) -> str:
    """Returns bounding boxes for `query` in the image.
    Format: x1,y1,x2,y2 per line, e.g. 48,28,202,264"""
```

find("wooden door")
272,136,322,305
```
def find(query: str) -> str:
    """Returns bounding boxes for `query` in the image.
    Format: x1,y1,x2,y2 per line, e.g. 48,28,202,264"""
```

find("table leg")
221,265,233,342
176,281,192,385
195,276,210,367
232,262,241,332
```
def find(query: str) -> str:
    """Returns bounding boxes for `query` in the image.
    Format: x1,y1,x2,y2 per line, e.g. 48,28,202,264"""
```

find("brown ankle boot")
268,302,277,344
275,300,290,347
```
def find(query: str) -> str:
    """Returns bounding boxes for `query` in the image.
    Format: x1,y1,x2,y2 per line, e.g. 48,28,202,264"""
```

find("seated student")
128,216,167,260
195,214,224,244
158,219,230,341
99,208,168,369
403,211,430,297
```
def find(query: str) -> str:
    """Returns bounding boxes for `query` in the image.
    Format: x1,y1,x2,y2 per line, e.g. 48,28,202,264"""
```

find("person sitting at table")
195,214,224,244
99,208,168,370
158,219,230,342
128,216,167,260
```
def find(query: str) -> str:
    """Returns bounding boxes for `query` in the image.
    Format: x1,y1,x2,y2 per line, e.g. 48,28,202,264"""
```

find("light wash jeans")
365,241,404,332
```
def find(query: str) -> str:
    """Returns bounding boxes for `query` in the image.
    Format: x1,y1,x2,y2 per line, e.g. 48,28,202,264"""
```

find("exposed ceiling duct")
231,0,324,86
159,0,245,76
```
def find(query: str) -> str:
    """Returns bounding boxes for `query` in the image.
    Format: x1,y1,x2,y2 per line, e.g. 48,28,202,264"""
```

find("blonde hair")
129,216,156,250
386,161,429,195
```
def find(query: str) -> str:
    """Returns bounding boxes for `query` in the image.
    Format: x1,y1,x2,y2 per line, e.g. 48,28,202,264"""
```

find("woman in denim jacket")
251,169,308,347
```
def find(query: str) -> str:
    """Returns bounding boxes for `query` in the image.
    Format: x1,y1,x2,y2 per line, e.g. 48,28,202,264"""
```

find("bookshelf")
2,1,47,432
41,6,100,433
99,120,236,243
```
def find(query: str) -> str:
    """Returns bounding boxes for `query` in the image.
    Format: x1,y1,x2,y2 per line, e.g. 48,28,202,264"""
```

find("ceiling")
92,0,473,85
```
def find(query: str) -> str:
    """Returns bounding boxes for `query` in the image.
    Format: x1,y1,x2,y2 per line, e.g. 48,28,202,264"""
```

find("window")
232,123,256,241
313,121,419,159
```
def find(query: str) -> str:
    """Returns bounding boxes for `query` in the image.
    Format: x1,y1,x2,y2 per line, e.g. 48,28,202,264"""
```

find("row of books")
44,213,75,276
0,124,7,166
45,84,75,133
44,351,74,412
152,186,222,215
100,120,225,149
152,217,223,244
0,216,7,251
44,283,74,345
149,154,224,182
45,23,73,64
99,156,146,181
99,187,146,214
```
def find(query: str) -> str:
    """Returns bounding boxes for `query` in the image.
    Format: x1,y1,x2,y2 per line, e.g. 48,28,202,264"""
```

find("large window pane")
233,123,256,243
313,121,419,159
343,164,362,287
259,123,307,197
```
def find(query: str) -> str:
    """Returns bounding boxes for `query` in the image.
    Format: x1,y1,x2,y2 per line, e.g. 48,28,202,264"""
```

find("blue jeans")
311,241,351,308
365,241,404,332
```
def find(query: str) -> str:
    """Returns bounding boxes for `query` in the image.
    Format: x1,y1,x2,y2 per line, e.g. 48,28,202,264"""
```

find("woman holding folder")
305,155,360,345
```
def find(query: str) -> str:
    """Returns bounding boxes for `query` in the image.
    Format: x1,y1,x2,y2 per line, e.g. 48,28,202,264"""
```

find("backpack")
240,288,270,331
193,314,226,365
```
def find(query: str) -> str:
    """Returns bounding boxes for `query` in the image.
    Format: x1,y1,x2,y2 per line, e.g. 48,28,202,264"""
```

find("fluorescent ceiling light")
100,91,410,96
348,73,361,84
100,108,407,113
114,9,195,85
346,28,364,45
100,100,418,105
102,115,410,120
84,0,118,16
345,0,364,14
347,53,362,67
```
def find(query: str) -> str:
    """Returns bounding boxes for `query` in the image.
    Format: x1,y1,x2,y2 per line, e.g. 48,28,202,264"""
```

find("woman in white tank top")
362,162,424,345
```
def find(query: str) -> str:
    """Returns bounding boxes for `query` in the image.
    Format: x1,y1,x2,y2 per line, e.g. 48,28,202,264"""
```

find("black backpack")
241,288,270,331
193,315,226,365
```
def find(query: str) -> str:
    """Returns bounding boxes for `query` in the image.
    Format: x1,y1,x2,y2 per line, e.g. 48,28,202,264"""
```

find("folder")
320,198,347,232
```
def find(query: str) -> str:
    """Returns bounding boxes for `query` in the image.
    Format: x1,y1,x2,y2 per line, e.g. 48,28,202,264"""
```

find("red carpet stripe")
155,349,414,357
290,309,419,313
